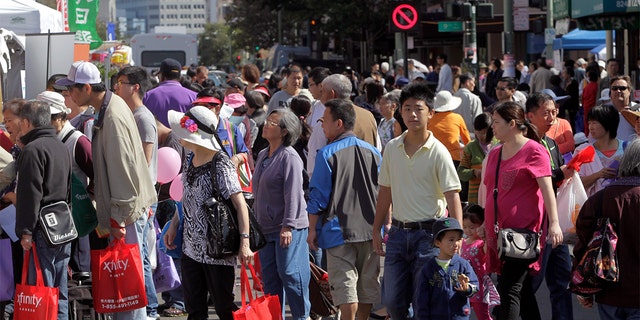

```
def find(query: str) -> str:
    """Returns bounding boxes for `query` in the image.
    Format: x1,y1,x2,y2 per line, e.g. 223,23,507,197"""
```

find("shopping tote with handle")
14,245,59,320
233,263,282,320
91,238,148,313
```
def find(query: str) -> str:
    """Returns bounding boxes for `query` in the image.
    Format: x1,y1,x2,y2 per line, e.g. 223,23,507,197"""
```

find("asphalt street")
158,264,600,320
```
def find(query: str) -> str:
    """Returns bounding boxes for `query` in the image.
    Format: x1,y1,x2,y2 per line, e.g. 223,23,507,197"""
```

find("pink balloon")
157,147,181,184
169,174,183,201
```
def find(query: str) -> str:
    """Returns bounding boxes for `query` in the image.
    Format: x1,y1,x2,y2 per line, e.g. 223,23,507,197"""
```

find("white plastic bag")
556,171,588,244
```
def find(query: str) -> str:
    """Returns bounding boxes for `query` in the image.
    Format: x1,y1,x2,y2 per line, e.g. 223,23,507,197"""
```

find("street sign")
544,28,556,45
514,7,530,31
391,4,419,31
438,21,463,32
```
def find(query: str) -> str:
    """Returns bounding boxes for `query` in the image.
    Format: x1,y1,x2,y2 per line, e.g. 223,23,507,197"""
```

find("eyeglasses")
265,120,280,128
114,80,133,88
610,86,628,92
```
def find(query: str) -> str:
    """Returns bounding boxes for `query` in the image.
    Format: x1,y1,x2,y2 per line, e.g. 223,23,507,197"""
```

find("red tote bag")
14,245,59,320
91,238,148,313
233,263,282,320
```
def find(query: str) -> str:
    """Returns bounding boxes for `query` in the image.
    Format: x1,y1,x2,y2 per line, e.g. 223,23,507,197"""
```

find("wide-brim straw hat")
168,106,221,151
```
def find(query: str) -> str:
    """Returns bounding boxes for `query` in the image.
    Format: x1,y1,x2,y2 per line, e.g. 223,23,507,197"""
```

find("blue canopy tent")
553,29,607,50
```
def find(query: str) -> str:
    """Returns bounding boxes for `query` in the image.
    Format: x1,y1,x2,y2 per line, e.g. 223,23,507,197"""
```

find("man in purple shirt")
143,58,197,126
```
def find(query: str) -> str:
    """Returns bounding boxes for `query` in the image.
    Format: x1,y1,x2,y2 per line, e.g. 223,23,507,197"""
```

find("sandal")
162,307,187,317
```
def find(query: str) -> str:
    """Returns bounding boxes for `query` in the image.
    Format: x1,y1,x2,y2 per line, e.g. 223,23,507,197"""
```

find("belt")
392,219,436,230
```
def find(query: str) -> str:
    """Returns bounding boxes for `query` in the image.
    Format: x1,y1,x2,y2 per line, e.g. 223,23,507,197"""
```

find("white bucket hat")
37,91,71,115
433,90,462,112
168,106,221,151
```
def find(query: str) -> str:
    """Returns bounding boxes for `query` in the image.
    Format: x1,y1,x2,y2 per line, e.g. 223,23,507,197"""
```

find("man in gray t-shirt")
115,68,158,181
267,65,313,113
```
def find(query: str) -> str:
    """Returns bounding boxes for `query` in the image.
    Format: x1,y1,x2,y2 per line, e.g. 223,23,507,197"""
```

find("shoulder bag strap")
62,129,76,203
210,152,221,200
493,147,503,234
61,129,78,144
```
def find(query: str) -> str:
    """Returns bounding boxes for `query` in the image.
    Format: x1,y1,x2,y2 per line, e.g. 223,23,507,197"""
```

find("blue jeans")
531,244,573,320
598,303,640,320
143,207,158,317
29,231,71,320
258,229,310,320
382,226,438,320
112,213,148,320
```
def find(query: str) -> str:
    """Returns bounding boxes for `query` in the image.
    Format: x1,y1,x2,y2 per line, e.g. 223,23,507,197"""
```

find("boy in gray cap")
415,217,478,319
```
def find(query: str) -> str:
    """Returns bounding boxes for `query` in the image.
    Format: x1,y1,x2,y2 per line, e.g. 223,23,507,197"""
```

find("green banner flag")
68,0,103,50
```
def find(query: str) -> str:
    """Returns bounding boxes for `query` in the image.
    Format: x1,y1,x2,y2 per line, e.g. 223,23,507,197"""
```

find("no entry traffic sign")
391,4,419,31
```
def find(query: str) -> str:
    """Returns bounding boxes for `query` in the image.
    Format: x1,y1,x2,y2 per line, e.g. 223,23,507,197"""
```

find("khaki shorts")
326,241,380,305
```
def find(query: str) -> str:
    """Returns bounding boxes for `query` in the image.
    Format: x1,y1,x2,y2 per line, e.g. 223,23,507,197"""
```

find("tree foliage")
226,0,393,65
198,23,236,67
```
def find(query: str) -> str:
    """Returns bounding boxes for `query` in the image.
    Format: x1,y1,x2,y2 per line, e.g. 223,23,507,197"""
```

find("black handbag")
493,147,541,262
205,152,266,259
38,200,78,246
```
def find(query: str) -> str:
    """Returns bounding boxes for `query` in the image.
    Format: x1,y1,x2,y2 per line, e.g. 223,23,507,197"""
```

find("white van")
130,33,198,72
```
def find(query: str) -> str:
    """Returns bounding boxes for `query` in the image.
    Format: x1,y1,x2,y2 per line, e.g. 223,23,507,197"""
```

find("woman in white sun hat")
429,90,471,166
164,105,253,320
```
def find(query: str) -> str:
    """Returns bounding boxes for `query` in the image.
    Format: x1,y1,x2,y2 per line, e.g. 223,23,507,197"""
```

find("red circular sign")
392,4,419,30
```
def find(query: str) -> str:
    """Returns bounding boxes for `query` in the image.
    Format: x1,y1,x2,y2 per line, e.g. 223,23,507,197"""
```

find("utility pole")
467,2,478,77
545,0,554,65
503,0,515,77
278,9,282,44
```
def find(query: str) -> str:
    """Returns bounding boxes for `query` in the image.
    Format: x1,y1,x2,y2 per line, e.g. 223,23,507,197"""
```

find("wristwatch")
240,233,250,239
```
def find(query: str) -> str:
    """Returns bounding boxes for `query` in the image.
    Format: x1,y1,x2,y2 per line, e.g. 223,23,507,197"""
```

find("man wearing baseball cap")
57,61,157,320
143,58,197,127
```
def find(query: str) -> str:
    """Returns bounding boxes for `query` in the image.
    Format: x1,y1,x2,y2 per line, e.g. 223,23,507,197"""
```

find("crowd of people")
0,53,638,320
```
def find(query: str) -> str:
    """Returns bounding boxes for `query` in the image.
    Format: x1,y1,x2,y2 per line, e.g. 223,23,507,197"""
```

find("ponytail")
523,120,541,143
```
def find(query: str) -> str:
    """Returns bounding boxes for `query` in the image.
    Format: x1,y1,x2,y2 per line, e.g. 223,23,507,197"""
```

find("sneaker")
162,307,187,317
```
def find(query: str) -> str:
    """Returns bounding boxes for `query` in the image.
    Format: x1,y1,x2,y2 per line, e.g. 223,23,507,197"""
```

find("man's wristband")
240,233,250,239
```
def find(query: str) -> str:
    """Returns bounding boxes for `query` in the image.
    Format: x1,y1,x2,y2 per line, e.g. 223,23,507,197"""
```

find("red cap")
252,86,270,97
192,96,221,106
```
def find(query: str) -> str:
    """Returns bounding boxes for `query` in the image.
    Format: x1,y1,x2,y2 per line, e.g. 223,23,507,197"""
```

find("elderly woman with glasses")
252,108,311,320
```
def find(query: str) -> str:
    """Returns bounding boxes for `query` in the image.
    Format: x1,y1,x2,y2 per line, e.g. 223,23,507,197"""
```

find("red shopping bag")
91,238,148,313
233,263,282,320
14,245,59,320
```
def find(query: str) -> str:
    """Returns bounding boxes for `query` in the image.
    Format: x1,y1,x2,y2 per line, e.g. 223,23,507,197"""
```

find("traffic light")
255,46,260,51
310,19,317,26
236,55,242,62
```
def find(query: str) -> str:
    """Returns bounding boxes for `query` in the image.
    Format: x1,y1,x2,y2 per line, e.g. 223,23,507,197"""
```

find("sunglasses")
610,86,628,92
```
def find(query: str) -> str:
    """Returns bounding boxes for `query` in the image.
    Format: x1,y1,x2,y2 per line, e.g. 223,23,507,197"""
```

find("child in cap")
416,217,478,320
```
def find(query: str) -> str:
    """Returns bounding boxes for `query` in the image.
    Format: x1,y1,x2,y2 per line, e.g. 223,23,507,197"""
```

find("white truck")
130,33,198,71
